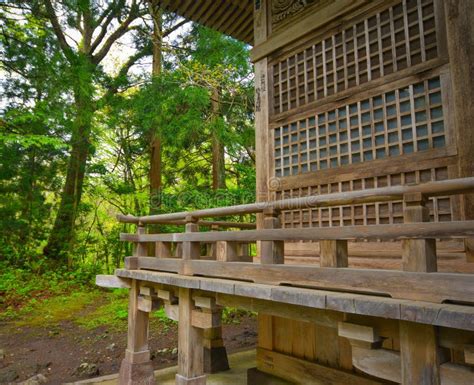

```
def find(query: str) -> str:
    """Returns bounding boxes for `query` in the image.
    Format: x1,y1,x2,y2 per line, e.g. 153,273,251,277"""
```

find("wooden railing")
118,177,474,305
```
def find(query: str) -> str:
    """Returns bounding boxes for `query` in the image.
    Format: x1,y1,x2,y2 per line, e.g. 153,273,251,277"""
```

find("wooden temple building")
97,1,474,384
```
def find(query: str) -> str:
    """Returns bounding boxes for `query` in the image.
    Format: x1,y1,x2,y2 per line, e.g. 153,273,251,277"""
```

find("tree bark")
149,0,163,214
44,62,94,263
211,88,226,190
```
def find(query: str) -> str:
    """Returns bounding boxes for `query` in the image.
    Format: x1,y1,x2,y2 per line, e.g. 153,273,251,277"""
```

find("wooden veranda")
97,1,474,384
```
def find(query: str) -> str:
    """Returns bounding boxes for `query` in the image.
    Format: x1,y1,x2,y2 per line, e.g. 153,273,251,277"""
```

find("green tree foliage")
0,2,255,271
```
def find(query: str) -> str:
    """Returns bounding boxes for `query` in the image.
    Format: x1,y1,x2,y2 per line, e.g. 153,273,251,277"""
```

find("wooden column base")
204,346,230,373
175,373,207,385
118,358,155,385
247,368,294,385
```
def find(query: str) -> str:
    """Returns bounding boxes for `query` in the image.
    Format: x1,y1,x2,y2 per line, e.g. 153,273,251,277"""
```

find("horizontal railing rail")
117,177,474,224
120,220,474,243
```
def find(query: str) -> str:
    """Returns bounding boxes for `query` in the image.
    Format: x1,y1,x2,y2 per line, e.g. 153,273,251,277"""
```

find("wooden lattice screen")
268,0,458,228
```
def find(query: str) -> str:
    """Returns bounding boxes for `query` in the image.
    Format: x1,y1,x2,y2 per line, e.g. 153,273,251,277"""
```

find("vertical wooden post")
402,193,437,272
261,207,284,264
176,218,207,383
183,216,200,261
444,0,474,262
320,240,348,267
176,287,206,385
156,241,172,258
119,224,155,384
180,216,200,275
400,194,441,384
399,321,441,385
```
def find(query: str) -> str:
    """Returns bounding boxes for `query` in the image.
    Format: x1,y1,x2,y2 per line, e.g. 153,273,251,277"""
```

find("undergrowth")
0,263,255,331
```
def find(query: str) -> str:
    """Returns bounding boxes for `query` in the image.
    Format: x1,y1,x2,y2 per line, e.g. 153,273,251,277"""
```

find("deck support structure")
119,225,155,385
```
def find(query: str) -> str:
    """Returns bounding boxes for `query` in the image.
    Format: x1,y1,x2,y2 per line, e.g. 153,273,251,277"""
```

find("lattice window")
273,76,445,177
276,167,453,228
272,0,438,114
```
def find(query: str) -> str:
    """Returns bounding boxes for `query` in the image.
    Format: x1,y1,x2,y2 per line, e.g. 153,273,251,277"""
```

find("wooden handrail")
117,216,256,229
120,220,474,243
117,177,474,224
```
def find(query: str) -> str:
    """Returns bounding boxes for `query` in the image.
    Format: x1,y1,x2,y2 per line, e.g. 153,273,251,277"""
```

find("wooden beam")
176,287,206,385
444,0,474,263
135,258,474,304
96,275,131,289
399,321,441,385
120,220,474,243
217,293,342,329
256,348,384,385
191,310,221,329
338,322,380,344
118,279,154,384
116,268,474,331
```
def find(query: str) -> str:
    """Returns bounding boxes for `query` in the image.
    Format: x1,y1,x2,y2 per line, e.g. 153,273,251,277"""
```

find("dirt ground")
0,305,257,385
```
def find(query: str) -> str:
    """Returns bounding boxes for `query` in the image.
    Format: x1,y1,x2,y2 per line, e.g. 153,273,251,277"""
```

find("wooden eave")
158,0,254,45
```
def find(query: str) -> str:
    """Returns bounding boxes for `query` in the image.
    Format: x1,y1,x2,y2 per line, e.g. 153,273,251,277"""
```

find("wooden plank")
256,347,384,385
399,321,441,385
217,293,341,329
135,258,474,304
116,268,474,331
95,275,131,289
121,220,474,243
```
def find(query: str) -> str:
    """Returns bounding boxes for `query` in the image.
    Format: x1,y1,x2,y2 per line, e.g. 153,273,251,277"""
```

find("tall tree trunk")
211,88,226,190
44,63,94,263
149,1,163,213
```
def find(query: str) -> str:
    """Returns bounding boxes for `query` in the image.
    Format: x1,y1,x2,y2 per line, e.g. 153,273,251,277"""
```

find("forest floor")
0,288,257,385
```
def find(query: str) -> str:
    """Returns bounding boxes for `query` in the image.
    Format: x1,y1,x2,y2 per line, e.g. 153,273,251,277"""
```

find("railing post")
320,240,348,268
402,193,437,272
261,207,284,264
156,241,172,258
400,193,442,385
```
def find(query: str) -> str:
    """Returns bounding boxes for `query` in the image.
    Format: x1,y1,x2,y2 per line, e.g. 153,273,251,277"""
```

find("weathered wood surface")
115,269,474,331
351,347,401,383
256,347,384,385
96,275,131,289
117,177,474,224
400,321,441,385
352,346,474,385
177,287,206,385
133,258,474,304
120,220,474,243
